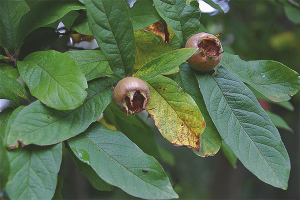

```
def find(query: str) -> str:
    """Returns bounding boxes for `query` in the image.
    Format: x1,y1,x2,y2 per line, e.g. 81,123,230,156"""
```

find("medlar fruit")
185,32,223,72
113,77,150,115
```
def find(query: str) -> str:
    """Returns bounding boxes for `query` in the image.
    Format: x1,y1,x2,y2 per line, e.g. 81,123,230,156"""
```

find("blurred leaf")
72,12,93,35
66,50,113,81
266,111,293,133
0,0,30,54
0,70,29,106
18,50,88,110
52,175,64,200
104,102,160,158
133,48,197,81
157,144,175,166
196,66,290,189
221,141,238,169
129,0,161,30
284,4,300,24
146,75,205,151
221,52,300,102
6,77,115,148
153,0,201,47
68,145,114,191
84,0,136,78
269,31,299,51
68,122,178,199
177,63,221,157
6,143,62,200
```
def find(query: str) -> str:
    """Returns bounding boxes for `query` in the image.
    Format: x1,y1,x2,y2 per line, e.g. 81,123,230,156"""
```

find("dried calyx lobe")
113,77,150,115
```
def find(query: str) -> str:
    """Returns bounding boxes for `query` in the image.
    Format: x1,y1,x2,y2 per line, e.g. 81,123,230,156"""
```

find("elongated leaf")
66,50,113,81
177,63,221,157
153,0,200,47
129,0,161,30
68,122,178,199
6,77,115,148
52,175,64,200
146,75,205,151
134,48,197,81
0,0,29,54
84,0,136,77
196,66,290,189
104,102,160,158
6,143,62,200
266,111,293,133
221,141,238,169
221,52,300,102
0,69,29,105
17,50,88,110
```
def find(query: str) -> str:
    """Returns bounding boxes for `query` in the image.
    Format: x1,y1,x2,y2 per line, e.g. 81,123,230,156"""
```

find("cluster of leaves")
0,0,299,199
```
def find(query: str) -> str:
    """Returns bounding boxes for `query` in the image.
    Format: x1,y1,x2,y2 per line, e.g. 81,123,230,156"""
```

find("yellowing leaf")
146,75,205,151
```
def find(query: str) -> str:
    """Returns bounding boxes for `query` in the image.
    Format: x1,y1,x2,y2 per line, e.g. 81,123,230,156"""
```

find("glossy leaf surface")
68,122,178,199
17,50,88,110
196,66,290,189
146,75,205,151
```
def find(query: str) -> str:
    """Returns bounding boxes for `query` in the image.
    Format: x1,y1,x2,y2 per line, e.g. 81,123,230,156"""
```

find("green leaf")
221,141,238,169
84,0,136,77
153,0,200,47
68,122,178,199
133,48,197,81
266,111,293,133
0,0,30,54
284,4,300,24
6,77,115,148
103,102,160,158
221,52,300,102
196,66,290,189
52,175,64,200
6,143,62,200
0,63,20,79
72,12,93,35
146,75,205,151
66,50,113,81
177,63,221,157
0,70,29,105
68,144,114,191
129,0,161,30
16,0,85,52
17,50,88,110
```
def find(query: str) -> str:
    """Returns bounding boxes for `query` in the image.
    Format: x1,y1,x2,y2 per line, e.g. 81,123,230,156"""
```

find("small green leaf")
196,66,290,189
266,111,293,133
6,77,115,148
146,75,205,151
6,143,62,200
68,122,178,199
0,63,20,79
72,12,93,35
221,141,238,169
66,50,113,81
177,63,221,157
133,48,197,81
52,175,64,200
129,0,161,30
284,4,300,24
221,52,300,102
18,50,88,110
84,0,136,77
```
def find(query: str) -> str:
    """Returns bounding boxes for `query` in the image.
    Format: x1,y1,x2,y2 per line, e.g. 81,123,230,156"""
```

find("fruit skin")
113,77,150,115
185,32,223,72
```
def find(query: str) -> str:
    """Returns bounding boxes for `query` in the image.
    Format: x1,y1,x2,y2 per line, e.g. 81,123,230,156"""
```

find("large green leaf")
68,122,178,199
5,143,62,200
0,0,29,54
146,75,205,151
196,66,290,189
177,63,221,157
66,50,113,81
103,102,160,158
17,50,88,110
153,0,200,47
0,70,29,106
84,0,136,77
133,48,197,81
221,52,300,102
128,0,161,30
6,77,115,148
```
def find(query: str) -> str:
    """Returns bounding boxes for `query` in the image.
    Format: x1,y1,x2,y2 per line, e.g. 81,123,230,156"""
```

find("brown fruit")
185,32,223,72
113,77,150,115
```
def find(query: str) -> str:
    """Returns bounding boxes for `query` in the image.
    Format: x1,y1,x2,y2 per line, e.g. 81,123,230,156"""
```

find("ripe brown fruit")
185,32,223,72
113,77,150,115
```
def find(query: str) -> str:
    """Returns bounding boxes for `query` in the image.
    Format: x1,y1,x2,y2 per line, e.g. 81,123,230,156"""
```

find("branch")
286,0,300,9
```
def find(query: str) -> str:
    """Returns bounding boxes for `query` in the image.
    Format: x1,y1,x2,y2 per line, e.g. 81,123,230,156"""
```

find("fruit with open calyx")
185,32,223,72
113,77,150,115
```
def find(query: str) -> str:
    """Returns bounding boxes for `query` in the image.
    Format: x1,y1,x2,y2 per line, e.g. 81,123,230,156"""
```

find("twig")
286,0,300,9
